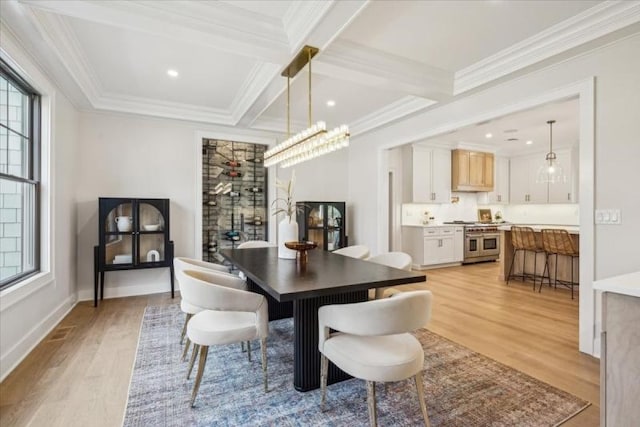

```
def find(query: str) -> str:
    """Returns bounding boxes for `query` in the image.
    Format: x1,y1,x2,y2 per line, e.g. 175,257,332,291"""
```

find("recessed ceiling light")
526,140,533,145
167,69,179,78
326,100,336,107
485,133,493,139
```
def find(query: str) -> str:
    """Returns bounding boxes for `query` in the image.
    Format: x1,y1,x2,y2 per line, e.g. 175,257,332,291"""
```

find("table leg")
293,290,368,392
100,271,105,300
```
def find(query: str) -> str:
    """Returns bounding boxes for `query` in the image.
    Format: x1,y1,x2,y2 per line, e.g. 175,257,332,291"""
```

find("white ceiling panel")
66,16,258,109
259,73,405,130
219,0,293,20
339,1,603,71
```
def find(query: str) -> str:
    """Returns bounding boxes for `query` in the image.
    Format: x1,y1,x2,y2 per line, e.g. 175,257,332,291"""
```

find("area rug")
123,304,589,426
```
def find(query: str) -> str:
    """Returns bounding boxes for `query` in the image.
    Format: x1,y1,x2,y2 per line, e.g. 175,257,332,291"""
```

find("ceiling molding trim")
350,96,436,137
318,40,453,100
229,62,282,124
282,0,335,52
94,93,234,125
25,9,103,102
19,0,290,63
454,1,640,94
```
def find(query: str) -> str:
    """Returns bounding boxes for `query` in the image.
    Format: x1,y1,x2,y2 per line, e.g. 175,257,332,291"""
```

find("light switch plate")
595,209,621,224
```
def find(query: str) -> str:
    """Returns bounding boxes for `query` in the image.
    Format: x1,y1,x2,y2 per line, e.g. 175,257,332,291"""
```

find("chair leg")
247,340,252,362
187,344,200,379
571,256,575,300
532,251,538,291
190,345,209,407
320,353,329,411
260,337,268,393
241,341,246,352
414,371,431,427
182,338,192,361
374,288,384,299
521,250,527,283
506,249,517,284
539,254,549,293
181,313,192,344
367,380,377,427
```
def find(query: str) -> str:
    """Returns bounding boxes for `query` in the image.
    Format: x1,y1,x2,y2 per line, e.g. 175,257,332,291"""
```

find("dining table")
220,247,427,392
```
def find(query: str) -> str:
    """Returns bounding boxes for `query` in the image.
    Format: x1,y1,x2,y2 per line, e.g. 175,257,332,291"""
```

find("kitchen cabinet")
94,197,174,307
402,226,463,269
402,145,451,203
451,149,494,192
509,155,548,203
297,201,346,251
488,156,510,204
510,149,576,204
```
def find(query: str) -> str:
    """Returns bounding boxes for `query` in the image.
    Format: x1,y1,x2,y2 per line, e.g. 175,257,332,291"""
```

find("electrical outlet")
595,209,621,224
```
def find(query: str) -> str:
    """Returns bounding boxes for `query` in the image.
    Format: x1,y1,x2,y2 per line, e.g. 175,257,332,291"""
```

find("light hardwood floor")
0,262,599,426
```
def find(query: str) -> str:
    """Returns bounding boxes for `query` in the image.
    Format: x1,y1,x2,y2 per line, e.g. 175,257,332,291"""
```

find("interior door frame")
376,78,596,356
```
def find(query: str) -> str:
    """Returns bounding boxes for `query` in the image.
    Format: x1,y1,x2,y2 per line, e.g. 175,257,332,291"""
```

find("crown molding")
229,62,281,125
454,1,640,94
317,40,453,101
350,96,436,137
94,92,233,125
283,0,335,53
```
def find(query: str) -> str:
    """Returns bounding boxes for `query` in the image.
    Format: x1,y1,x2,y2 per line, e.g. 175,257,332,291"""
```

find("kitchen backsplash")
402,193,579,226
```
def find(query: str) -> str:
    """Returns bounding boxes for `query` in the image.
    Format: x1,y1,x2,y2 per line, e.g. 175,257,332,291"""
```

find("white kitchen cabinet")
510,155,547,203
487,156,510,204
548,150,576,203
403,145,451,203
402,226,462,269
510,149,577,204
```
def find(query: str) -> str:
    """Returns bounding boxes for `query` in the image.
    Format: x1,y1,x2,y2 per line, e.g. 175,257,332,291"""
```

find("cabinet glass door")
138,202,166,264
305,203,324,249
104,202,134,265
326,204,343,251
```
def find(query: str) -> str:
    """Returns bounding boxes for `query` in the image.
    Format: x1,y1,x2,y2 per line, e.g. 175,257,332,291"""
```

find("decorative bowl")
284,241,318,265
143,224,161,231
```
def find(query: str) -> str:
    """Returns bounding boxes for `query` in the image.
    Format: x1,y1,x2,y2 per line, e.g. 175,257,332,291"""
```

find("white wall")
75,111,279,300
0,28,80,380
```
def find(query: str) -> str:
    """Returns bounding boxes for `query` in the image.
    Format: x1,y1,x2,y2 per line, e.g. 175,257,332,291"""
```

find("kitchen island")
498,224,579,285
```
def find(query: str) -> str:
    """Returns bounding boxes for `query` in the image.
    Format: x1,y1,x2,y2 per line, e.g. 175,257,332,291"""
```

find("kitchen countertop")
497,224,579,234
593,271,640,298
402,224,464,228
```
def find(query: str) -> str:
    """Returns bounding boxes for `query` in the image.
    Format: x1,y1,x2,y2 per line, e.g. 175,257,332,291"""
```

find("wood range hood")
451,149,495,192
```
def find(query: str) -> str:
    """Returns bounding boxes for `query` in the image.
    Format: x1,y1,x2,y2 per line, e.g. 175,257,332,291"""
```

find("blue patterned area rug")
123,304,589,426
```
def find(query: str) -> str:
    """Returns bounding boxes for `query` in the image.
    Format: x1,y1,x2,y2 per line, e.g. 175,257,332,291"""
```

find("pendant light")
264,46,350,168
536,120,567,184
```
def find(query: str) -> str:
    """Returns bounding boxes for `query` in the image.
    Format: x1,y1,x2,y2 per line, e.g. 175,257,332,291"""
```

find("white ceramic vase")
278,216,298,259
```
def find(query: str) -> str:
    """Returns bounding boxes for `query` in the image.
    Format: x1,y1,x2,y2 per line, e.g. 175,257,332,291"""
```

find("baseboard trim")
0,295,77,382
77,282,176,302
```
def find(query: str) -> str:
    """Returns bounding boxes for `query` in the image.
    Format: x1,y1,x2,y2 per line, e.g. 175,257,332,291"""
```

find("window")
0,58,40,290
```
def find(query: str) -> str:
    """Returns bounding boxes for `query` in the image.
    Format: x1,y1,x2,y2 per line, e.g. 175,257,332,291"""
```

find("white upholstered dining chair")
367,252,413,299
318,290,433,426
237,240,276,249
179,269,269,407
174,257,246,358
332,245,370,259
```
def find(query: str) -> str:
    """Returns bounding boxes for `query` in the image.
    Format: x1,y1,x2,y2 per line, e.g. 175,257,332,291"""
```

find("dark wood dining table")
220,247,427,392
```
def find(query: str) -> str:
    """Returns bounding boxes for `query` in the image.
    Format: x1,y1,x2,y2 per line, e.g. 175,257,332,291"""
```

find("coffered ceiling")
1,0,639,137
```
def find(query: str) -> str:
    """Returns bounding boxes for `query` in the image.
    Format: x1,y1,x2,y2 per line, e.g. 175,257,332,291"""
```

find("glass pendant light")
536,119,567,184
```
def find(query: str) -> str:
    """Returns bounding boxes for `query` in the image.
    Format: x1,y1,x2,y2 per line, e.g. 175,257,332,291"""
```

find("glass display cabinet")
296,201,346,251
94,197,174,306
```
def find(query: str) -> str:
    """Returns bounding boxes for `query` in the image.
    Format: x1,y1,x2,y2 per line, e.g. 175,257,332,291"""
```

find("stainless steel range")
444,221,501,264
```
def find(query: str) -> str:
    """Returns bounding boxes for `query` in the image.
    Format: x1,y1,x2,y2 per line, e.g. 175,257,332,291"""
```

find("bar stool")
539,229,579,299
506,226,546,290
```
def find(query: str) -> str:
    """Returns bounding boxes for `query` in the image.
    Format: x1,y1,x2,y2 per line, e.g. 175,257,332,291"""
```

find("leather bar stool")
506,226,546,290
539,229,579,299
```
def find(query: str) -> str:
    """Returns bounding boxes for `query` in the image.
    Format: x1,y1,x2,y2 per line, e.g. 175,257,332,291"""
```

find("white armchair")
178,269,269,407
332,245,370,259
318,290,433,426
237,240,275,249
174,257,246,358
367,252,412,299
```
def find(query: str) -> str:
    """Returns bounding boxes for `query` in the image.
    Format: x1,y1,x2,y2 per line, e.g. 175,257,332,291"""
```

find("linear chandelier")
264,46,350,168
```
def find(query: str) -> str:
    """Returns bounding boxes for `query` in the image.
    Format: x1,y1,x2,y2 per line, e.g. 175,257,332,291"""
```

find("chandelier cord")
308,47,312,127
